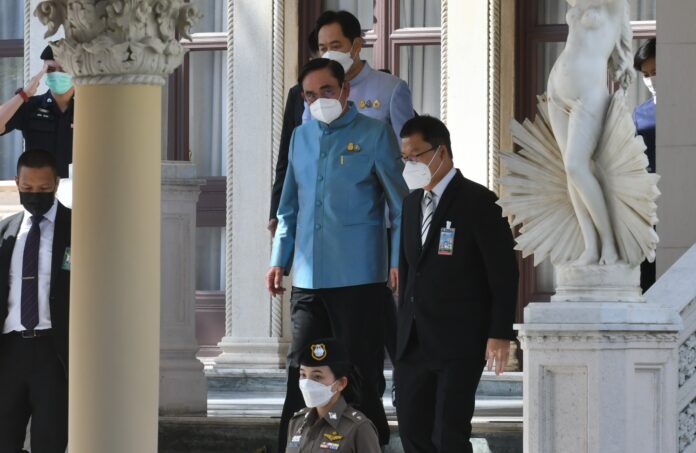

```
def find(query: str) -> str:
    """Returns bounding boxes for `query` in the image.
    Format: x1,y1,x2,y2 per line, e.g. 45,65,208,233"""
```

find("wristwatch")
14,87,29,103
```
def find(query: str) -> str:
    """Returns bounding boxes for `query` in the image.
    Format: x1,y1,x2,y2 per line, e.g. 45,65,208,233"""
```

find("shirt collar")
350,61,372,86
323,395,348,429
316,102,359,131
22,199,58,225
428,167,457,200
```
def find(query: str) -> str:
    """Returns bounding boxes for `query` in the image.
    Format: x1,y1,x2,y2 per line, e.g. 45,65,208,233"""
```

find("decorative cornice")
519,332,679,346
33,0,201,86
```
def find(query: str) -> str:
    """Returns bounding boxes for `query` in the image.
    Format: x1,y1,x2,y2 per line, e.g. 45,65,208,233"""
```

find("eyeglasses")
400,146,438,164
304,87,339,104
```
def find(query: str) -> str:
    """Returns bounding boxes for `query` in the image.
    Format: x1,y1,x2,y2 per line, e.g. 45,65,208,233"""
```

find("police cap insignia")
311,343,327,361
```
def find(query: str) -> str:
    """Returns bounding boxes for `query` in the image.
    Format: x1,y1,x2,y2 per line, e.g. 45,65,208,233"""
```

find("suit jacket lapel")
418,172,464,263
50,205,68,306
0,213,24,316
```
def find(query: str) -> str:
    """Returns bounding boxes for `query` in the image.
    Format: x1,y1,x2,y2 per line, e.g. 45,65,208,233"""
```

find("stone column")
160,162,207,414
214,0,291,370
33,2,199,451
518,301,681,453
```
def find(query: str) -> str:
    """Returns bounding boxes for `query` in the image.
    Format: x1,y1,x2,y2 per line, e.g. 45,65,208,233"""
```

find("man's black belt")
5,329,53,339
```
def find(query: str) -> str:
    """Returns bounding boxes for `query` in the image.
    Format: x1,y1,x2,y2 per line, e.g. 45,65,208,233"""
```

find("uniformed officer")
267,58,408,451
0,45,74,178
286,338,381,453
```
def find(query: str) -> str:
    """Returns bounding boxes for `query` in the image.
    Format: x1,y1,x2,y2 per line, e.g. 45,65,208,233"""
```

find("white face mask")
309,85,345,124
322,41,356,73
299,378,337,408
402,148,443,190
643,76,656,98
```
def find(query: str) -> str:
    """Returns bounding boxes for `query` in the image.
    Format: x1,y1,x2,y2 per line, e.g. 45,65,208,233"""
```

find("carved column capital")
34,0,201,85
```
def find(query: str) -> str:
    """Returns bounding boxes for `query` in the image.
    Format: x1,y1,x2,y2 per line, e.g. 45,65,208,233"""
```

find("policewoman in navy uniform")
286,338,381,453
0,45,74,178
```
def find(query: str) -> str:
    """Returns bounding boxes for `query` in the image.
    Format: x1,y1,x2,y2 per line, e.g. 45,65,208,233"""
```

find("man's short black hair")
400,115,453,158
40,45,54,61
634,38,656,71
17,149,58,176
298,58,346,88
315,10,363,42
308,29,319,55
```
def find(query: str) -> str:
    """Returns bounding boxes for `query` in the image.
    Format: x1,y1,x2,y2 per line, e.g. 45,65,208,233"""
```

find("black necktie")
21,215,43,330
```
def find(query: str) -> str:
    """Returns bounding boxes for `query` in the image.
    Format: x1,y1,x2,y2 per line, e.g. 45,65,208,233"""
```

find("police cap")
299,338,350,367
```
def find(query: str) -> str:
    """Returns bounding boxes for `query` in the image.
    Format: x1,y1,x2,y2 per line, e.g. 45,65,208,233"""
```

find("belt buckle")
21,330,37,339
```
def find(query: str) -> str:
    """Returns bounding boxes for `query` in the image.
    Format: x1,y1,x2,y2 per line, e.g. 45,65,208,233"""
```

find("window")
0,0,24,179
166,0,228,356
302,0,442,117
515,1,656,308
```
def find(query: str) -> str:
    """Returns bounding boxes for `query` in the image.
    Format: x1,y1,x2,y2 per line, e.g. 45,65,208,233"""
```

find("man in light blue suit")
266,58,408,450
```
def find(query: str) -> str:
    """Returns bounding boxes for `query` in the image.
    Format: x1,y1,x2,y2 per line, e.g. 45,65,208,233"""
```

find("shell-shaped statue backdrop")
498,92,660,267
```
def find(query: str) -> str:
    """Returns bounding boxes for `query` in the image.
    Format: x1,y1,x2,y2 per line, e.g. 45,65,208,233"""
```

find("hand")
485,338,511,375
267,218,278,237
389,267,398,297
266,266,285,296
24,64,47,97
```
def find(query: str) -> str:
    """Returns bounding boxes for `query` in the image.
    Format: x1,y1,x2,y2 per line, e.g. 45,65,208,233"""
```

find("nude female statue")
547,0,634,265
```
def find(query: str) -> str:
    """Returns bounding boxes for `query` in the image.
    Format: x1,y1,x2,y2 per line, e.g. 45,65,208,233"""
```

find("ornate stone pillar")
160,162,206,414
214,0,291,371
33,2,199,451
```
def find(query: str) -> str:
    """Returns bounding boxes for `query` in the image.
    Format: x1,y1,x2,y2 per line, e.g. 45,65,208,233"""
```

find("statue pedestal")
518,301,681,453
552,263,643,303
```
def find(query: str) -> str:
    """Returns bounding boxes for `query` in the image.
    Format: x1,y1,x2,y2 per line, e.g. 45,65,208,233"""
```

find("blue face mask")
45,72,73,95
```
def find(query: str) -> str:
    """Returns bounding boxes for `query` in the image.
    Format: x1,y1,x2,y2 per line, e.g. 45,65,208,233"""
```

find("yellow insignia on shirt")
359,100,367,109
373,99,381,109
346,142,361,153
324,432,344,441
311,343,327,361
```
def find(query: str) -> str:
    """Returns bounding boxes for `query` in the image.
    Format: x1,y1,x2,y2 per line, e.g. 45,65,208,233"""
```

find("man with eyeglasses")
266,58,408,451
0,45,74,178
395,115,518,453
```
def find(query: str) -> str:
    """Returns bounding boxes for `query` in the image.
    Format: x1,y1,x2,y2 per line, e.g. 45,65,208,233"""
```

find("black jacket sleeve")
270,85,304,220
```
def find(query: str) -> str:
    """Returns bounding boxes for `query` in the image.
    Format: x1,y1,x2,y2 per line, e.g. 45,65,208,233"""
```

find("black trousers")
277,283,390,452
395,328,485,453
0,333,67,453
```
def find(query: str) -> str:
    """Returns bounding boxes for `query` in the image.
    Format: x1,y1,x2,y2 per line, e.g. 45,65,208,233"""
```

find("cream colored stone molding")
439,0,448,123
519,332,679,346
680,332,696,388
33,0,201,85
487,0,501,192
224,0,234,337
270,0,285,339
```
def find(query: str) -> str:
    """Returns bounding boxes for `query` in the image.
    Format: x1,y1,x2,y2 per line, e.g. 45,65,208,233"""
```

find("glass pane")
190,0,227,33
321,0,375,31
399,0,441,28
0,0,23,39
536,41,565,96
0,57,24,179
189,50,228,177
538,0,655,24
399,45,440,118
196,227,226,291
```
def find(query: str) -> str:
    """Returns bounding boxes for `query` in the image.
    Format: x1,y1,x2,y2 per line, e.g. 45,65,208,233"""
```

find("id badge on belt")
438,221,455,255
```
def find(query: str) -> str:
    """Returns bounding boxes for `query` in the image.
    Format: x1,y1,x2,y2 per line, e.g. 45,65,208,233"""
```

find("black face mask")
19,191,55,217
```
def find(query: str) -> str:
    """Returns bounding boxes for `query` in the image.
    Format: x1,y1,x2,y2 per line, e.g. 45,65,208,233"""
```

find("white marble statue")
498,0,660,274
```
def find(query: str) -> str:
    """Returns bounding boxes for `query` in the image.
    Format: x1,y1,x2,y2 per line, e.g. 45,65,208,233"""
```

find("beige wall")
656,1,696,274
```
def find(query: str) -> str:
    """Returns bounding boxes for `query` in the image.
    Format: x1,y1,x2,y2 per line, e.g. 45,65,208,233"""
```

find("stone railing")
645,245,696,453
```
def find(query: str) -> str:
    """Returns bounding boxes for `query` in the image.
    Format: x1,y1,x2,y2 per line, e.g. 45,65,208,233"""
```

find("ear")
342,82,350,99
14,176,19,189
335,376,348,393
352,38,363,57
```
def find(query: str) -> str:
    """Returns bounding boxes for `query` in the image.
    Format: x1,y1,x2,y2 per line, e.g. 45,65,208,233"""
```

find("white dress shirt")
2,200,58,333
421,167,457,213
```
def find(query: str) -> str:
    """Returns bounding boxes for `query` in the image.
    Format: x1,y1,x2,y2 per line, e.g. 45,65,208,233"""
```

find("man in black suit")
395,116,518,453
0,149,71,452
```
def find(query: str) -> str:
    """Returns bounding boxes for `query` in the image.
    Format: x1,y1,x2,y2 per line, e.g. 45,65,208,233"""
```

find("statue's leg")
547,99,600,264
564,97,619,265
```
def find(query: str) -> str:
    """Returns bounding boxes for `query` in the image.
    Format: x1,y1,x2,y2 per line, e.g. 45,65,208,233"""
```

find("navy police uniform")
285,338,381,453
2,92,74,178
